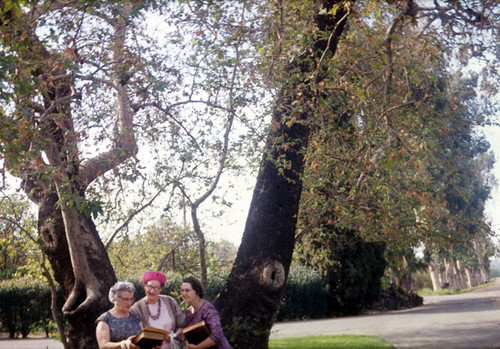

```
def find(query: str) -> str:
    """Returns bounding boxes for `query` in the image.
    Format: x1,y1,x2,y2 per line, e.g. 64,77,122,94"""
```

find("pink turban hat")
142,271,167,284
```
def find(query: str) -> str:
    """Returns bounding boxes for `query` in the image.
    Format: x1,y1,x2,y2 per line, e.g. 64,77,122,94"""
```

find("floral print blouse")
185,300,231,349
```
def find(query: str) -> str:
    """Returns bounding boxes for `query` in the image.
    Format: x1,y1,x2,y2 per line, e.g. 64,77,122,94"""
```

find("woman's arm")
96,321,120,349
203,305,226,346
96,321,139,349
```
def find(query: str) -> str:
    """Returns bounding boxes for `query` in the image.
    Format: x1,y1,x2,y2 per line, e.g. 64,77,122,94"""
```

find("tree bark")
428,263,441,291
215,1,351,347
23,177,116,347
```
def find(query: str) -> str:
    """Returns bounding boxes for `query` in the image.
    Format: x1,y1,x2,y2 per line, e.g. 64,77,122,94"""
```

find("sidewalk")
0,336,63,349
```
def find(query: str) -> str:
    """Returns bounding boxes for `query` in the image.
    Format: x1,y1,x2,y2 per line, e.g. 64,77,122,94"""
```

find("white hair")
108,281,135,303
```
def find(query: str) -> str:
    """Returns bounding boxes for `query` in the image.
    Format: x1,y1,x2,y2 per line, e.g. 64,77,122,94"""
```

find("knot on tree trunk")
259,261,285,290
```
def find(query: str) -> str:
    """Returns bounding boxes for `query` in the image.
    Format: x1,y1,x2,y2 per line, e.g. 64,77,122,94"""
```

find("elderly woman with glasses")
96,281,143,349
130,271,186,349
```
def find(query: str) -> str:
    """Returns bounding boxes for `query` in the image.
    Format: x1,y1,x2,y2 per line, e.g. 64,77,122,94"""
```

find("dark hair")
183,276,204,298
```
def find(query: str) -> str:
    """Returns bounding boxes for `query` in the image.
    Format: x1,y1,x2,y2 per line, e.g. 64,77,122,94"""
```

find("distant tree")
0,195,36,279
108,218,236,281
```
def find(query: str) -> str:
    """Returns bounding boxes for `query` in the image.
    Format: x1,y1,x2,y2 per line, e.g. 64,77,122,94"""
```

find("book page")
142,326,170,336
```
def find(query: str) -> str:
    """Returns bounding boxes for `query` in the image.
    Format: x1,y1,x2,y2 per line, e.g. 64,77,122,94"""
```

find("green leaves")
0,0,23,17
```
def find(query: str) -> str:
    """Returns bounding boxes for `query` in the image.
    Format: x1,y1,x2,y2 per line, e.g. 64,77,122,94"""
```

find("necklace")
146,300,161,320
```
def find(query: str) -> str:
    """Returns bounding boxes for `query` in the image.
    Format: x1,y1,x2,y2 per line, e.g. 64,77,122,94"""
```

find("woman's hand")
126,335,140,349
175,328,183,337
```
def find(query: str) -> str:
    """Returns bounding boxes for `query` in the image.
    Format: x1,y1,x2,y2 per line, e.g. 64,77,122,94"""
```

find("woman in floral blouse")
181,276,231,349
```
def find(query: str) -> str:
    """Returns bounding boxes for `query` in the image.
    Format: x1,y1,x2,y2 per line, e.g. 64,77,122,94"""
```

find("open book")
132,326,170,349
182,320,217,348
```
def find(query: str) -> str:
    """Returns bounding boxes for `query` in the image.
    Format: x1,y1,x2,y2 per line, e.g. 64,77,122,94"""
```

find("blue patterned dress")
97,311,142,342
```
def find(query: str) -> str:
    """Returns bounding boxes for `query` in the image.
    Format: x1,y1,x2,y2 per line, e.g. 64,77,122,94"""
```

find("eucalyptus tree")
215,0,354,346
423,73,496,290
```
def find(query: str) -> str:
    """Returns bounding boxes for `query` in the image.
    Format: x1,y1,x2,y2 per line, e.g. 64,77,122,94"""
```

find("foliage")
297,227,386,316
0,194,41,280
275,264,328,321
0,276,64,338
269,335,393,349
108,218,237,283
294,0,498,296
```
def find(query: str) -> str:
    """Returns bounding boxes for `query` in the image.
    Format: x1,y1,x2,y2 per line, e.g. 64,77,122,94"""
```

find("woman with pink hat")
131,271,186,349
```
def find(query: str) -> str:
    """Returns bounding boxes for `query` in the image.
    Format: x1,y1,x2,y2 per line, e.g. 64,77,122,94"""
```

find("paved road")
2,280,500,348
271,278,500,348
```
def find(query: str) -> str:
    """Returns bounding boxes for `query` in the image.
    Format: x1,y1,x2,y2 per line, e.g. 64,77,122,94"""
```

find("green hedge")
141,269,328,321
0,277,62,338
275,265,329,321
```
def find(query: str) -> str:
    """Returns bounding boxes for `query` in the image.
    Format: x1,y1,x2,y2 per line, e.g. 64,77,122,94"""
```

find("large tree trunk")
36,191,116,347
215,1,351,347
1,2,137,346
20,76,118,346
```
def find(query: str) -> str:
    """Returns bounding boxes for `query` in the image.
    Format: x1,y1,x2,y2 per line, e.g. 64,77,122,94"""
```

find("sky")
199,172,254,247
482,125,500,245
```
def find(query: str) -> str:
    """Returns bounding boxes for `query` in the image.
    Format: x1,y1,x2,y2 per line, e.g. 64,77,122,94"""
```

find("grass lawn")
269,334,394,348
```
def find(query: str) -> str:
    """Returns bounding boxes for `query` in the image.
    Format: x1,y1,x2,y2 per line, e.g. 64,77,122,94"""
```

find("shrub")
275,265,329,321
413,269,433,291
0,277,62,338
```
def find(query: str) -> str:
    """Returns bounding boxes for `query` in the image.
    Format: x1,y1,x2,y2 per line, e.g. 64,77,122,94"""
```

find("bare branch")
76,74,120,91
105,184,168,249
79,4,138,186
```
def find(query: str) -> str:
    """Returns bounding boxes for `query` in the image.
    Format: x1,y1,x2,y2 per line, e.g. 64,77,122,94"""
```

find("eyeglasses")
145,284,163,291
118,296,135,302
